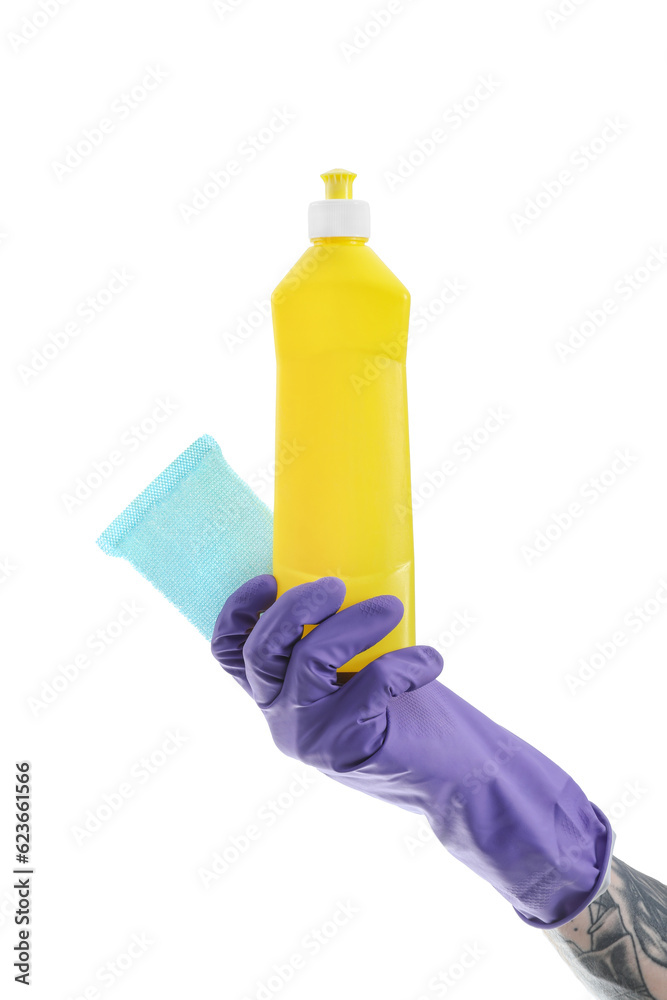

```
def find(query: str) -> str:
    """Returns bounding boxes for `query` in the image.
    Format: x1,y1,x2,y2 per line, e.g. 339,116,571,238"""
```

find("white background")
2,1,666,998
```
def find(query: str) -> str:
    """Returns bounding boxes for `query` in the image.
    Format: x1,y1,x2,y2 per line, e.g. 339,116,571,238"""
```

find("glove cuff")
514,803,615,930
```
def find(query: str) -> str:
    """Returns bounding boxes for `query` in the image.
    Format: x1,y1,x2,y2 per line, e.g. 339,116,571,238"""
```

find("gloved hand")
211,575,613,929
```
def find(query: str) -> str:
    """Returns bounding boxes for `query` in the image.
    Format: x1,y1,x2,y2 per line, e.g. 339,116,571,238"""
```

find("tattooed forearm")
545,858,667,999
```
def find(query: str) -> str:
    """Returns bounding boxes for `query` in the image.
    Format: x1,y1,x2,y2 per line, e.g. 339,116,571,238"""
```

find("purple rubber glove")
211,575,613,929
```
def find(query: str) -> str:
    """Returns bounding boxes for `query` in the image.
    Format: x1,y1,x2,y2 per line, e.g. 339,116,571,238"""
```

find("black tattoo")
546,859,667,999
615,860,667,969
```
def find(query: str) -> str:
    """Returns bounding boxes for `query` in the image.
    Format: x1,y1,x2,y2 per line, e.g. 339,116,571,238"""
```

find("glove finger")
244,577,346,706
338,645,444,720
211,575,277,695
283,594,405,704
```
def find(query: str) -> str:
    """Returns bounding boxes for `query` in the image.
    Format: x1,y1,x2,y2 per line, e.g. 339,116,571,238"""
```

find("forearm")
545,858,667,998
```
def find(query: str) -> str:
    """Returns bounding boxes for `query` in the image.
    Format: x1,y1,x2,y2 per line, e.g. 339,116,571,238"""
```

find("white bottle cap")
308,169,370,240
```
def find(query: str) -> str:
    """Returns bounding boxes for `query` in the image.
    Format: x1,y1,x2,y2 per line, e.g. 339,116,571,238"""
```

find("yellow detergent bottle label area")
271,170,415,675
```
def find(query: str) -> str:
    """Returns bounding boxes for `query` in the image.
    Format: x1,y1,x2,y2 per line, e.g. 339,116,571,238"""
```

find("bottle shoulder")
272,243,409,306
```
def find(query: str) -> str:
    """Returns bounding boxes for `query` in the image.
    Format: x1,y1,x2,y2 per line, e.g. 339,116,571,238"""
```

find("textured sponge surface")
97,435,273,640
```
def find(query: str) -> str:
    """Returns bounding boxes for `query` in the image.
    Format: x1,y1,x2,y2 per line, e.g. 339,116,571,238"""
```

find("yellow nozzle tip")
321,168,357,199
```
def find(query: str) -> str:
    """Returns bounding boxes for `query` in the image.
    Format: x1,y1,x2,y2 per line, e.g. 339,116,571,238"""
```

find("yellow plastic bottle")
271,169,415,677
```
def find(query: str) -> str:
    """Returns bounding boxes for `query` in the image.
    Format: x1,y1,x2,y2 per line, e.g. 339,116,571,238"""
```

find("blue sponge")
97,435,273,640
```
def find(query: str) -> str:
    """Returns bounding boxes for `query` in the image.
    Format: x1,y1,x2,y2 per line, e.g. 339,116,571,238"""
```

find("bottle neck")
310,236,369,246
